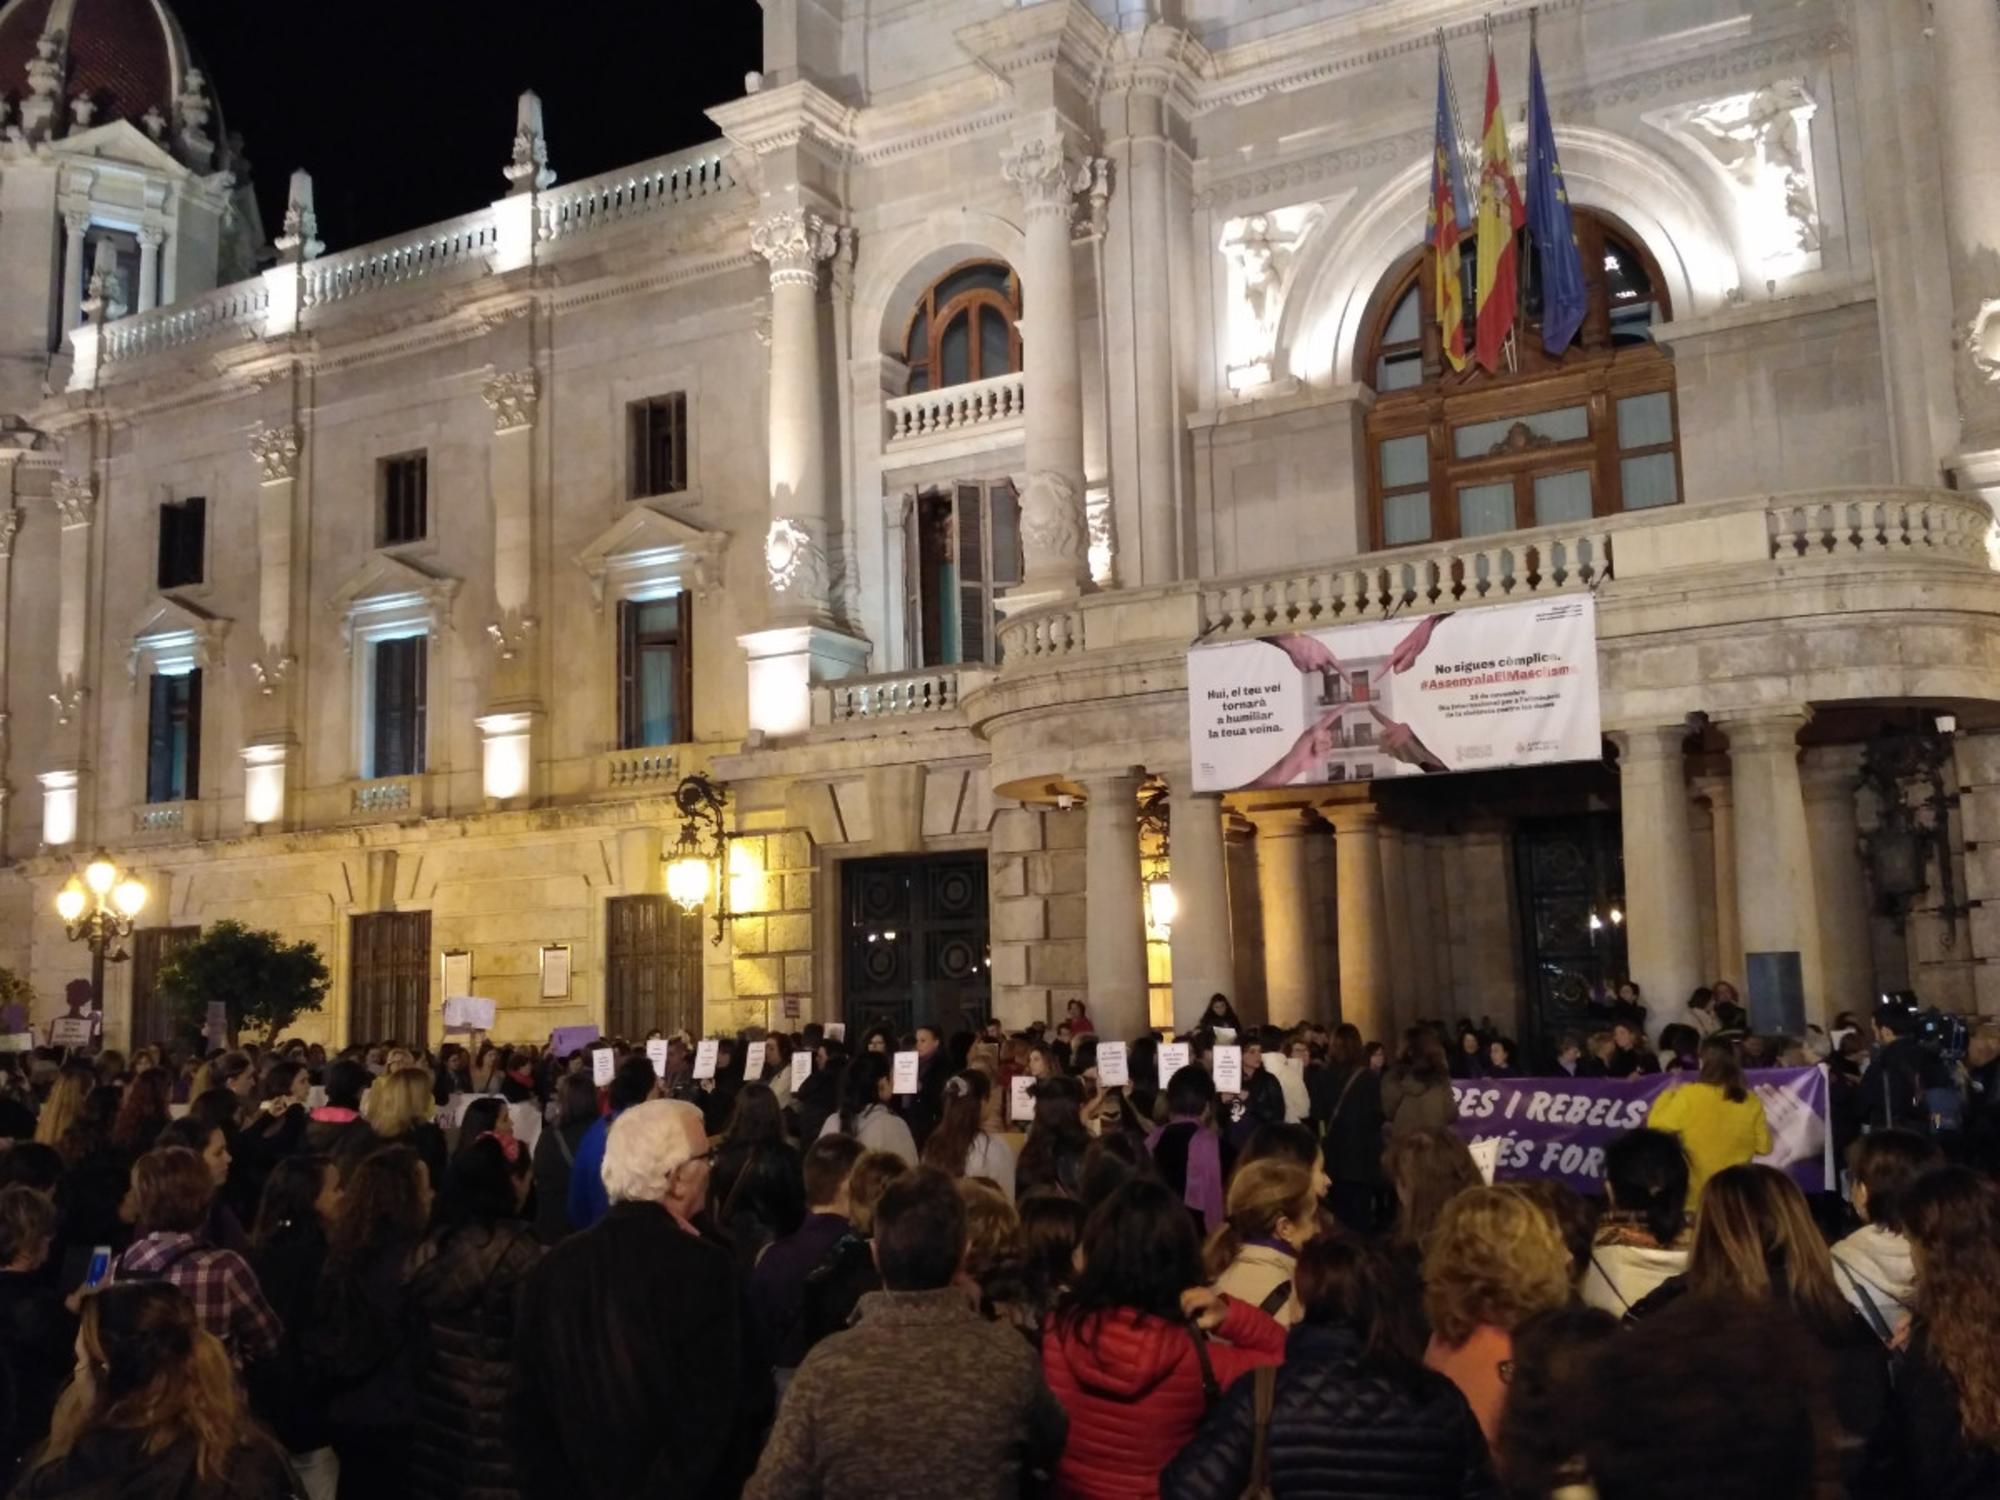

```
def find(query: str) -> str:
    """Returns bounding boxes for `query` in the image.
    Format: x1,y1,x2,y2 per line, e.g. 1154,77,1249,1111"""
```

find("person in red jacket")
1041,1178,1284,1500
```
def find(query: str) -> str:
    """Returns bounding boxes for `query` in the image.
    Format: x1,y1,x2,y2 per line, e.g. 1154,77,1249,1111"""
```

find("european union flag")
1525,38,1586,356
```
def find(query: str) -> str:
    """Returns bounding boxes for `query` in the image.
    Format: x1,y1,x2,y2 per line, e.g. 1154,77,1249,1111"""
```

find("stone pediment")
54,120,193,179
575,502,727,606
328,553,460,647
127,594,229,679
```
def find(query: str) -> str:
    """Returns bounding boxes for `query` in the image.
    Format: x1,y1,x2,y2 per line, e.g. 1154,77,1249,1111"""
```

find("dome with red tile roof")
0,0,212,151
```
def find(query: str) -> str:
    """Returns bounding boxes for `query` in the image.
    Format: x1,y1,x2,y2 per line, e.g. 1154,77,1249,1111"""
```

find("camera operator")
1858,1000,1956,1134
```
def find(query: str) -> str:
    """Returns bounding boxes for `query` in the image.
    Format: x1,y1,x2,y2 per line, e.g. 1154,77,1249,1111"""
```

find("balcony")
598,747,679,793
969,486,2000,793
884,373,1026,453
348,776,424,820
810,669,970,730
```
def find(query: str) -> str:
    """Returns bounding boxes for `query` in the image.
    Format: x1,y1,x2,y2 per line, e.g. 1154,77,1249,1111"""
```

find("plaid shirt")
114,1232,282,1364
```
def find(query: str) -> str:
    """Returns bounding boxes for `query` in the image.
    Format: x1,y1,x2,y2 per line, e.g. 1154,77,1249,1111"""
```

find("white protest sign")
1468,1137,1501,1186
1157,1042,1191,1082
50,1017,92,1048
0,1033,33,1054
790,1051,812,1090
645,1038,668,1077
1212,1045,1242,1094
743,1040,767,1079
591,1048,615,1087
891,1050,920,1095
693,1039,719,1080
1096,1040,1129,1089
825,1022,847,1043
443,995,497,1032
1010,1074,1036,1122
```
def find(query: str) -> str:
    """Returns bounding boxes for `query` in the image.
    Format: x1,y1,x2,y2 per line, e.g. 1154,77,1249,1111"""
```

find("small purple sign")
549,1024,601,1059
1449,1066,1832,1197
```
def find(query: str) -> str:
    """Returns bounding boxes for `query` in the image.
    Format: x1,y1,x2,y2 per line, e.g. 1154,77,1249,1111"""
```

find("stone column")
1930,0,2000,470
1103,58,1185,584
1248,808,1320,1028
1082,768,1149,1041
1611,727,1703,1029
1693,774,1743,989
51,475,92,712
1325,803,1392,1045
244,424,301,825
0,500,18,854
1001,129,1093,603
136,226,163,314
1166,779,1232,1033
60,211,87,335
1224,814,1267,1022
481,369,539,696
1801,745,1874,1019
1720,710,1825,1025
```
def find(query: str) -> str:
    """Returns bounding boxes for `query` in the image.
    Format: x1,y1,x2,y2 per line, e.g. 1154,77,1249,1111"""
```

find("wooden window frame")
144,668,201,804
369,635,427,779
628,393,689,499
901,260,1022,394
379,452,428,546
616,594,693,750
1359,212,1684,550
905,479,1021,668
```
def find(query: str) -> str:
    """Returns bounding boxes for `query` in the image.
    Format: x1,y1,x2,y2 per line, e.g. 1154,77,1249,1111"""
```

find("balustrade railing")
99,281,271,364
540,146,736,240
1767,490,1992,564
885,373,1026,445
814,670,961,726
304,210,500,307
602,748,678,789
351,778,416,815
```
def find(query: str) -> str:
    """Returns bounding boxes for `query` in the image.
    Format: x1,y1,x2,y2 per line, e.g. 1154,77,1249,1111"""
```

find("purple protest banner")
548,1024,601,1059
1449,1066,1832,1197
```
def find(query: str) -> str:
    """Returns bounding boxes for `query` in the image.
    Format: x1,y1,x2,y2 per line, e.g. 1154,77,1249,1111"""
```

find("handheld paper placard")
1212,1044,1242,1094
645,1038,668,1077
1096,1040,1129,1089
743,1040,767,1078
693,1039,719,1080
1157,1042,1191,1082
790,1051,812,1089
825,1022,847,1043
1010,1074,1035,1122
1468,1137,1501,1186
443,996,497,1032
591,1048,614,1087
892,1050,920,1095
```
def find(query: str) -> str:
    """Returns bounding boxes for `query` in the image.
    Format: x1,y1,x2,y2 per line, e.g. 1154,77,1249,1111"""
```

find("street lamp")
55,849,147,1015
663,772,731,946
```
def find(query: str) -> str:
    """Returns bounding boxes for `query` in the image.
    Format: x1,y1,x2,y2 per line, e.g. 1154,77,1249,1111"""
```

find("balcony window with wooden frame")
617,593,692,749
902,261,1022,395
1362,210,1682,549
906,480,1021,667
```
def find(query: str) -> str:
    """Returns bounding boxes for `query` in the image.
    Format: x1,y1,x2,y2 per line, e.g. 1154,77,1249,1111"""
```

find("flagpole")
1495,12,1520,375
1437,29,1477,218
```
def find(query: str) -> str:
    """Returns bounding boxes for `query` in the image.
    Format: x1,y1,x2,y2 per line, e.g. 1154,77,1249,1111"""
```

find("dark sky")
171,0,764,251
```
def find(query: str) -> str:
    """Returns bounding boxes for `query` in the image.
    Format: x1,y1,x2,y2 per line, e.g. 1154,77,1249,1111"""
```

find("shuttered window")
907,479,1021,667
617,595,692,749
156,496,205,590
370,636,426,778
145,669,201,803
628,394,688,498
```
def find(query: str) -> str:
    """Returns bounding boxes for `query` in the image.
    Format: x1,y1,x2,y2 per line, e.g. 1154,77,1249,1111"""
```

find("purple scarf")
1147,1117,1226,1234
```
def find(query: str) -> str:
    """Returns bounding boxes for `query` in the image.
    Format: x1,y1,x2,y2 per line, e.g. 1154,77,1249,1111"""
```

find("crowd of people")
0,989,1996,1499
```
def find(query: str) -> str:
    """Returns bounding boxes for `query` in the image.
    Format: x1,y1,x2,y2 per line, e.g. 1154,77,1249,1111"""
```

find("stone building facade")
3,0,2000,1053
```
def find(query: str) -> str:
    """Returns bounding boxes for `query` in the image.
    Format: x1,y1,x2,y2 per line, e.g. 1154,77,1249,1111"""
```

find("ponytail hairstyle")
38,1282,261,1484
921,1070,990,1178
837,1052,891,1135
1696,1038,1748,1103
1602,1128,1692,1246
1202,1157,1316,1280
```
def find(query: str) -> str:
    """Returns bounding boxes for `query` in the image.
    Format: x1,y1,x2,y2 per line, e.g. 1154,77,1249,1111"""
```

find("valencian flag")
1428,51,1472,372
1472,42,1526,373
1525,31,1586,354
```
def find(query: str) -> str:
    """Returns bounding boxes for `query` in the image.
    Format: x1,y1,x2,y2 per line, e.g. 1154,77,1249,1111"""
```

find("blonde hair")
1384,1127,1482,1252
1422,1185,1572,1347
846,1150,911,1236
364,1066,437,1138
1685,1164,1849,1328
33,1071,90,1148
1203,1158,1316,1280
959,1176,1022,1280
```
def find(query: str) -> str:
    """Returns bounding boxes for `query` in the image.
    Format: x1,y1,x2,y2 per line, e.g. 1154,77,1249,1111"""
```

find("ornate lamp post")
663,773,732,946
54,850,148,1015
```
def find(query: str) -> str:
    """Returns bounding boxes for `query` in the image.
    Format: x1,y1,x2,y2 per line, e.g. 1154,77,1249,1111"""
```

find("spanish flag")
1472,46,1526,373
1428,53,1471,373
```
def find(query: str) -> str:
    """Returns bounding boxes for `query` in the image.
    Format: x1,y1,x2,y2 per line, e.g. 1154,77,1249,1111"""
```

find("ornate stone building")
3,0,1999,1053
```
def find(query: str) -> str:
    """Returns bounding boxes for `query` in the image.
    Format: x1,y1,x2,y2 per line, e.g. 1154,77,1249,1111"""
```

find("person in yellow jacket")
1646,1039,1771,1205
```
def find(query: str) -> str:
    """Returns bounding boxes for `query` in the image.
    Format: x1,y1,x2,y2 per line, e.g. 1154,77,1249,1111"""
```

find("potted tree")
156,920,330,1048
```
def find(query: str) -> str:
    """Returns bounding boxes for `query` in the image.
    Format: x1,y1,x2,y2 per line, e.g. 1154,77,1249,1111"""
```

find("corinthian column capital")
750,210,841,287
1002,131,1093,219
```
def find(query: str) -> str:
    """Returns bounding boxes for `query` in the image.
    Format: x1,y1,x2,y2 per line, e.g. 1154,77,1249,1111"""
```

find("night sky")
171,0,764,251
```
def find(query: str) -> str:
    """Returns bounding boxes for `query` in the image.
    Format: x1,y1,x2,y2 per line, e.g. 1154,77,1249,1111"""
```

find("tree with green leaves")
156,920,330,1046
0,965,34,1032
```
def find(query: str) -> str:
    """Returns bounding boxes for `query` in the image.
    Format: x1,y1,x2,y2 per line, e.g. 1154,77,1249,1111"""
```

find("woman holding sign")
817,1054,918,1166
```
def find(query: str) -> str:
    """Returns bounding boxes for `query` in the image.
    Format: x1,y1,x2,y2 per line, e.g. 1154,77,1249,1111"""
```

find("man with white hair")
509,1098,770,1500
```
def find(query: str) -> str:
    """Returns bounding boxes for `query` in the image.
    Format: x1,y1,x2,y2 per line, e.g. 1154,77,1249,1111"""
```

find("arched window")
902,260,1022,394
1361,211,1681,549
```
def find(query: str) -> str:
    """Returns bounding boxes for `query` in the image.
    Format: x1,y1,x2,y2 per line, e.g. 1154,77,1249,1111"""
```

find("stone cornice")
707,80,855,159
956,0,1115,100
1102,23,1213,119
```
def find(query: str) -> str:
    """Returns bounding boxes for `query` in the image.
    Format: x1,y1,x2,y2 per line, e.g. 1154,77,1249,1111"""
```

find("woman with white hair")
510,1098,770,1499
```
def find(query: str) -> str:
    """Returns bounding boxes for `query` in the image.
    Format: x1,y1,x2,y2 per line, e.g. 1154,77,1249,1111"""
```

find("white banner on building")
1187,595,1600,792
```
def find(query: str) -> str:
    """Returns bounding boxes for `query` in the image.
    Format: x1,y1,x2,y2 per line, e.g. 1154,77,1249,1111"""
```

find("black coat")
1859,1036,1951,1131
1310,1065,1384,1187
0,1272,76,1480
406,1220,544,1500
528,1122,591,1246
9,1429,298,1500
1897,1324,2000,1500
507,1201,767,1500
248,1222,330,1451
1160,1323,1497,1500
